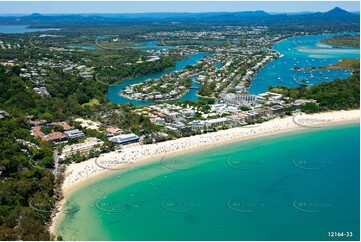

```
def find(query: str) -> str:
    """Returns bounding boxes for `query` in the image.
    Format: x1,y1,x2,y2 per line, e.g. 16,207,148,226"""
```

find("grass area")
82,98,100,107
321,35,360,48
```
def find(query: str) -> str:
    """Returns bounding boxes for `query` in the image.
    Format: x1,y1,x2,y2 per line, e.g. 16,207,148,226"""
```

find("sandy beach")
50,109,359,234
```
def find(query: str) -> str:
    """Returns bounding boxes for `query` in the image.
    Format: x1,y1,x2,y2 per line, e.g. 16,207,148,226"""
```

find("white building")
60,137,104,159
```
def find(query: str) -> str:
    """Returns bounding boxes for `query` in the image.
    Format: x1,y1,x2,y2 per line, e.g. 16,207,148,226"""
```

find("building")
108,133,139,145
205,117,230,127
64,129,85,139
189,120,205,130
29,119,48,126
43,132,67,143
257,92,283,103
268,105,285,114
254,108,270,117
31,126,67,143
60,137,104,159
228,113,248,123
235,94,257,103
50,121,72,130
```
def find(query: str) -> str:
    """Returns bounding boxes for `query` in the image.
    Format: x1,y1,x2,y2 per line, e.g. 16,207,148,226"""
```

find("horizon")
1,7,360,16
0,1,359,15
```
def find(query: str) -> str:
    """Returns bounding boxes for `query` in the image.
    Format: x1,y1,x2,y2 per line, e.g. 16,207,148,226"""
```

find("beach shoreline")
49,109,360,235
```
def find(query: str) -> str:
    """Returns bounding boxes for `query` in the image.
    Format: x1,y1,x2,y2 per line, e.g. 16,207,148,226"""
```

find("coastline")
49,109,360,235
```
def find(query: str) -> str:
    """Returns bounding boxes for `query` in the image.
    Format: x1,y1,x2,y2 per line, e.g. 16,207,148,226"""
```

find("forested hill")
0,7,359,32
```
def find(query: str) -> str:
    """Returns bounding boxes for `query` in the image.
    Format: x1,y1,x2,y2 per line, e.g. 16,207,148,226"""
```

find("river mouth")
248,32,360,94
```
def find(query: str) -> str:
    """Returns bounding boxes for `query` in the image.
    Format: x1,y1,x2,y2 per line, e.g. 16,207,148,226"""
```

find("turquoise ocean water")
56,123,360,240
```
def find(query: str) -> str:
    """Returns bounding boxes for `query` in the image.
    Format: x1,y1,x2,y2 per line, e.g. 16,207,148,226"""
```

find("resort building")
108,133,139,145
60,137,104,159
30,126,67,143
205,117,230,127
189,120,206,130
268,105,285,114
50,121,73,130
42,132,67,143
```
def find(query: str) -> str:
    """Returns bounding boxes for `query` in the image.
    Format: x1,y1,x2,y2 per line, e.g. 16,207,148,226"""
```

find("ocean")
55,123,360,241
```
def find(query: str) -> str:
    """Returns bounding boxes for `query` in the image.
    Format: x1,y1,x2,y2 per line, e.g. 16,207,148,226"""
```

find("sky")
0,1,359,14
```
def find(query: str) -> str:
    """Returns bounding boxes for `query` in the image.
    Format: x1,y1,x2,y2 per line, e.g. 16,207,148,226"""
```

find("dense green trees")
321,34,360,48
0,117,56,240
269,70,360,111
94,55,185,85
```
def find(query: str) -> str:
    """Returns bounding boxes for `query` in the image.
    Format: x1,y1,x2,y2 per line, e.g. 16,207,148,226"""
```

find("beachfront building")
205,117,230,127
108,133,139,145
228,113,248,124
64,129,85,139
60,137,104,159
189,120,206,130
189,118,231,130
268,105,285,114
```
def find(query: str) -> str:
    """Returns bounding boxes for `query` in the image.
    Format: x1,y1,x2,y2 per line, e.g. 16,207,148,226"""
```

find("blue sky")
0,1,359,14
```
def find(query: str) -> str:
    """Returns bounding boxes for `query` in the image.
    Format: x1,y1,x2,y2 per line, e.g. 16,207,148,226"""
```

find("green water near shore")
56,123,360,240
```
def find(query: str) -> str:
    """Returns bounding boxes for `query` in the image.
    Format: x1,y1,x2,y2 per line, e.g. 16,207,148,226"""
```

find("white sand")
49,110,359,234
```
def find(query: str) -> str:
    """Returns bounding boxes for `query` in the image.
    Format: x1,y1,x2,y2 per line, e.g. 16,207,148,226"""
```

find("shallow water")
249,32,360,94
56,123,360,241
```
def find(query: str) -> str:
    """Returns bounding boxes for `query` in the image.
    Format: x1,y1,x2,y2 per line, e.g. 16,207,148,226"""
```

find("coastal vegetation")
293,59,360,71
269,69,360,112
317,58,360,70
321,34,360,48
0,116,56,240
0,8,359,240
